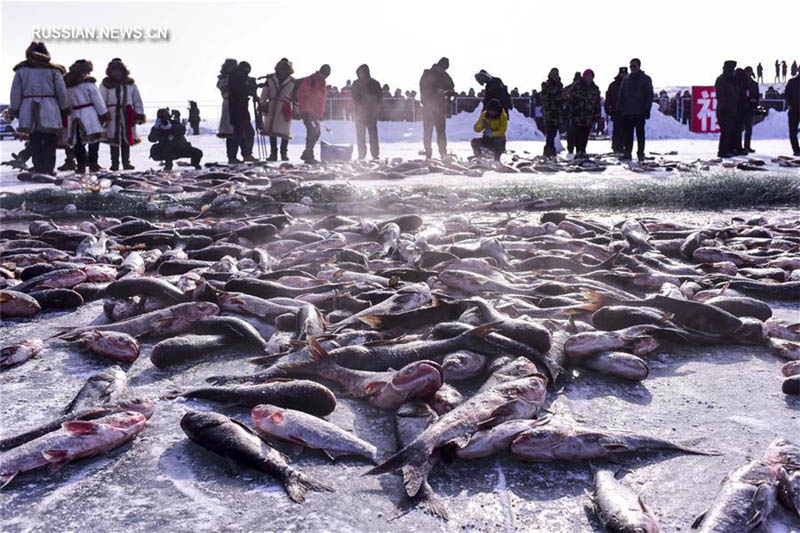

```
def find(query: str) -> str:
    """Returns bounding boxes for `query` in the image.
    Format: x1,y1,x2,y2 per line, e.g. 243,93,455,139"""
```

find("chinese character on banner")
691,86,719,133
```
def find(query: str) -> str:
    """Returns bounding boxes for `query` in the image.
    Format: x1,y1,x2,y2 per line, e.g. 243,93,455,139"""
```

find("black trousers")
574,125,591,154
29,132,57,173
743,113,754,150
566,122,576,153
790,111,800,153
302,114,321,159
355,117,380,159
230,119,254,159
422,105,447,158
159,146,203,169
471,136,506,159
269,136,289,158
620,115,646,158
543,121,559,156
610,116,624,152
717,114,736,156
74,142,99,170
110,144,131,165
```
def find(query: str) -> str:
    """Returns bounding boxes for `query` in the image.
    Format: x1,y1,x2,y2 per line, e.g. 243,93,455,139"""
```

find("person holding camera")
470,98,507,160
228,61,257,162
148,107,203,170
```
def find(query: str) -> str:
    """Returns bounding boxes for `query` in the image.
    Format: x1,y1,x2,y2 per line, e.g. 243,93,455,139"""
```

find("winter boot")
121,145,134,169
267,138,278,161
58,158,76,171
280,139,289,161
110,145,120,171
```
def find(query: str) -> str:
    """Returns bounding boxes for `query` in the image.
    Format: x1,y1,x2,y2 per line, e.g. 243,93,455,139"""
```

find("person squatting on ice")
64,59,109,174
148,107,203,170
470,98,507,160
350,63,383,160
259,58,295,162
9,42,71,175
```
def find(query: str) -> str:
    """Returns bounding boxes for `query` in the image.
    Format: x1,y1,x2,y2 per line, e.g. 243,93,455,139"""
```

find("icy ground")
1,136,799,195
0,210,799,533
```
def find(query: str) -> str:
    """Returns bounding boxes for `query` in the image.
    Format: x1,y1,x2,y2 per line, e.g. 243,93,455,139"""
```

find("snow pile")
644,103,705,140
752,109,789,140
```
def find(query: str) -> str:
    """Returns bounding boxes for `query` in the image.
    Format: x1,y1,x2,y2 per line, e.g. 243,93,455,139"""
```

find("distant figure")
782,60,788,82
792,61,798,78
765,86,780,100
756,62,764,83
470,98,507,160
540,67,564,157
227,61,257,162
616,58,654,161
775,60,781,83
351,63,383,160
188,101,200,135
9,42,70,175
419,57,455,159
64,59,109,174
567,69,601,159
715,60,740,158
741,66,759,153
786,67,800,155
100,57,145,170
148,107,202,170
604,67,627,153
295,64,330,164
340,80,353,121
681,90,691,125
259,58,295,162
216,58,237,156
474,69,512,117
658,90,669,114
564,71,582,155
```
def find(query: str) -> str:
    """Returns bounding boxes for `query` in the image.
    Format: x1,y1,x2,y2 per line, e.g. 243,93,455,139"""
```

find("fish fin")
357,315,383,329
690,510,706,529
307,337,330,364
42,449,69,463
62,421,100,435
363,381,388,396
465,321,503,337
284,471,335,504
388,481,449,521
365,441,431,495
229,417,258,437
676,438,721,456
0,472,18,489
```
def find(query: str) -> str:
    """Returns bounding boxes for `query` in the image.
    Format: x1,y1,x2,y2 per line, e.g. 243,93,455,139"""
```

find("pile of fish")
1,207,799,528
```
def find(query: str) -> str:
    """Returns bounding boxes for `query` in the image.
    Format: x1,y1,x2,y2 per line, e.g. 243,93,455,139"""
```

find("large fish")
251,404,378,463
366,375,548,497
0,339,44,368
63,365,128,414
180,411,333,504
0,411,148,488
590,467,660,532
0,289,41,317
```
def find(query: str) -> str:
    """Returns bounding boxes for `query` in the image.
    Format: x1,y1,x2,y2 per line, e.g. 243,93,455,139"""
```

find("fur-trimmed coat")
99,79,144,146
10,62,70,134
217,75,234,137
66,78,109,144
259,73,295,138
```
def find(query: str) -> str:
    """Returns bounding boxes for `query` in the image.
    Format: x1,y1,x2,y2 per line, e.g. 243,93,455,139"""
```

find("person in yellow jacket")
471,98,507,160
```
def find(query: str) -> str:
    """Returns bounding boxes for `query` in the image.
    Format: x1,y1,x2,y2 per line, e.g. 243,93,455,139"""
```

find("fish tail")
674,438,721,456
284,470,335,504
160,386,184,400
247,354,282,366
464,321,502,337
388,481,449,522
365,441,432,497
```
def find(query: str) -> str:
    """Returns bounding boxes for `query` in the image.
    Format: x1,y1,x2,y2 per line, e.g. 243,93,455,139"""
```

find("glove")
136,114,147,125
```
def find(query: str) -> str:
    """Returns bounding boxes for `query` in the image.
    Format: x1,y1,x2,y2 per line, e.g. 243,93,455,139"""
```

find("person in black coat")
615,58,654,161
474,70,512,117
148,108,203,170
604,67,627,153
227,61,256,162
715,60,740,158
419,57,456,159
188,101,200,135
564,72,581,155
740,67,759,153
786,68,800,155
351,63,383,160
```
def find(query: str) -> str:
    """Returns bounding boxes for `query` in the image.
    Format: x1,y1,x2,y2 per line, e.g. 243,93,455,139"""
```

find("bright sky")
2,0,798,110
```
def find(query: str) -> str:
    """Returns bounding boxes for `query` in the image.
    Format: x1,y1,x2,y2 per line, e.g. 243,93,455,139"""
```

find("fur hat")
475,69,493,85
437,57,450,69
64,59,95,87
319,64,331,77
69,59,93,75
275,58,294,76
220,58,238,75
106,57,130,78
25,42,51,62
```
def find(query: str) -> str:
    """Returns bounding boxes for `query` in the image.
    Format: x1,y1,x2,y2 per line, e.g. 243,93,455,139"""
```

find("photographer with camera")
228,61,257,162
148,107,202,170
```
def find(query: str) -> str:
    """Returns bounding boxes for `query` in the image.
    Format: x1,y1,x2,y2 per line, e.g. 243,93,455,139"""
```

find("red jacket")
296,73,327,119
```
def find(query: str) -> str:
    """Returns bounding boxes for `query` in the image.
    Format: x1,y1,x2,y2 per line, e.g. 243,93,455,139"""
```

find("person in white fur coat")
64,60,109,174
99,57,145,170
8,42,71,174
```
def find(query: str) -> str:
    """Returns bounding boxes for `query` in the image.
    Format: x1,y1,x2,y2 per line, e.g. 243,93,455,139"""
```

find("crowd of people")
7,41,800,175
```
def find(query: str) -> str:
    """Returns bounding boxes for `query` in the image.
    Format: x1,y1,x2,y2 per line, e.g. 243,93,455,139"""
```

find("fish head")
427,384,465,415
251,404,286,431
180,410,228,438
765,438,800,467
442,350,486,380
630,336,660,356
102,411,147,433
497,376,548,413
177,302,219,320
90,331,140,361
438,270,483,291
733,317,768,345
366,361,443,410
510,426,569,457
117,397,156,420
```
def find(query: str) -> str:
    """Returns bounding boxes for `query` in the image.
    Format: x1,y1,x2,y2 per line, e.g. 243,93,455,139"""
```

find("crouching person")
148,108,202,170
470,98,507,160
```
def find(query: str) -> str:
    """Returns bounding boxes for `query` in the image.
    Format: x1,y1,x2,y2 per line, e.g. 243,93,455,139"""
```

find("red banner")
691,86,719,133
